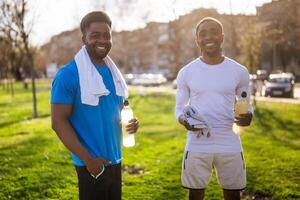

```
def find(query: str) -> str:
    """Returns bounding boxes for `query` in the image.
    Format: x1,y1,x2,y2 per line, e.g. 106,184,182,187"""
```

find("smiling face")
196,20,224,58
82,22,112,64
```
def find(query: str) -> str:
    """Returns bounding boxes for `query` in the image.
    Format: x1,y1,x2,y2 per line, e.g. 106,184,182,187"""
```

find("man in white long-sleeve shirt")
175,17,253,200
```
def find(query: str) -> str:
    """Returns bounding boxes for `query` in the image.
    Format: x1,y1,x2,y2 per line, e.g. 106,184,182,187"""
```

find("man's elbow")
51,119,58,132
51,104,72,130
51,117,63,133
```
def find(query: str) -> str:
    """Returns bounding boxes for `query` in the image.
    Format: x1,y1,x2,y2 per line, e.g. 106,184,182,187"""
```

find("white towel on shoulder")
75,46,128,106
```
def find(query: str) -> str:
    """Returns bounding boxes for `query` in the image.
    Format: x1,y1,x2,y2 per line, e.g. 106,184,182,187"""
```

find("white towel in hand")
75,46,128,106
183,105,212,137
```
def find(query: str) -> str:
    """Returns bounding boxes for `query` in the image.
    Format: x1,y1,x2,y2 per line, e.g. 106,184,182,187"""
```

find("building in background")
257,0,300,79
39,1,300,80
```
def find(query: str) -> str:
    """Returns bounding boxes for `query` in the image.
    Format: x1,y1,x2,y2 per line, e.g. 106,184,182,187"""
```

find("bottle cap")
241,91,247,98
124,100,129,106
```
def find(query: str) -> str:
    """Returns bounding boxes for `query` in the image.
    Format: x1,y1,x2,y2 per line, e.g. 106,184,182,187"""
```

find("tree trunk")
5,70,9,92
9,74,14,97
29,53,37,118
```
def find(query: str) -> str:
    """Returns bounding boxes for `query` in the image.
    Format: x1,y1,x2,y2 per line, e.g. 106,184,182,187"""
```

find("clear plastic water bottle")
121,100,135,147
235,91,248,116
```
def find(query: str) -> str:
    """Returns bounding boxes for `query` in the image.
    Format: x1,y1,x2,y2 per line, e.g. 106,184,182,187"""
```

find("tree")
0,0,38,118
163,0,182,77
258,0,300,73
240,21,262,74
168,20,182,76
0,34,21,95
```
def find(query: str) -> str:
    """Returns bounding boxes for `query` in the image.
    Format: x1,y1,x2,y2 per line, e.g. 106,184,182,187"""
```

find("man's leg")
75,166,109,200
182,151,213,200
189,189,205,200
223,189,241,200
214,152,246,200
108,163,122,200
75,163,122,200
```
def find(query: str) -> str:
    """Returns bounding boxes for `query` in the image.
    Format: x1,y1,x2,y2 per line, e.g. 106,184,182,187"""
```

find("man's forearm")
52,120,92,164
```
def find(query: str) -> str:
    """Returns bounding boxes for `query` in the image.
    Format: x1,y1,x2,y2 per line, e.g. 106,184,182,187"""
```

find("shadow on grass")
0,113,50,130
254,107,300,150
0,131,30,138
0,98,32,108
245,167,273,199
0,134,50,153
0,133,75,200
24,113,50,120
0,102,10,107
0,120,22,129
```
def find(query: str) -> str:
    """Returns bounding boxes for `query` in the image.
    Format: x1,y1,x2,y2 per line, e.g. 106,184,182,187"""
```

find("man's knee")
189,189,205,200
223,189,241,200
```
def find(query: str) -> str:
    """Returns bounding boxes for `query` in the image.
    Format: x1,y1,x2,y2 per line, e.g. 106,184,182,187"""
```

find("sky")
27,0,272,46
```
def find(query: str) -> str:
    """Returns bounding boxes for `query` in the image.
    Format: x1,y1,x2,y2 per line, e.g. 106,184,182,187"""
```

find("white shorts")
181,151,246,190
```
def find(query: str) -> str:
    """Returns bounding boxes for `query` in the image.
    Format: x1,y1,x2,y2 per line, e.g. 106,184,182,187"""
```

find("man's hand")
125,118,139,134
85,157,111,175
235,112,253,127
178,115,202,131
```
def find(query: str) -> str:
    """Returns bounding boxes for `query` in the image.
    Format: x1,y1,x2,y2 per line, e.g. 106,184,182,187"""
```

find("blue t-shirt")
51,60,124,166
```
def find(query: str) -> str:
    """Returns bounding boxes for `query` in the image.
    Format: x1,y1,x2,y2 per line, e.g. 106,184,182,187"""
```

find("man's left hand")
125,118,139,134
235,112,253,127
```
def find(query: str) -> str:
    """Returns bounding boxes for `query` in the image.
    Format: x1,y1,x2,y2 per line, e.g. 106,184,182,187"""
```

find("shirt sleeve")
235,67,253,113
51,67,77,105
175,68,190,120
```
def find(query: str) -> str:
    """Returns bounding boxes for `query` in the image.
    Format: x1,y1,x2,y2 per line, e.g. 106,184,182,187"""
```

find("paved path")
129,85,300,105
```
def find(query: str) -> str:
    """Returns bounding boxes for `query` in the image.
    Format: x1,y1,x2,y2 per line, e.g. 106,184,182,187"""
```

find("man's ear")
220,33,224,43
194,31,199,47
195,38,200,47
82,35,86,44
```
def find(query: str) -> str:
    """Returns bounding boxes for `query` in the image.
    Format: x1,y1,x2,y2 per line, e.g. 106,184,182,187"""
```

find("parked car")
124,73,135,85
262,73,295,98
131,73,167,86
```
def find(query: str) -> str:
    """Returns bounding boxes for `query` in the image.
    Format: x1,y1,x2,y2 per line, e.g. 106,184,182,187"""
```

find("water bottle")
235,91,248,116
121,100,135,147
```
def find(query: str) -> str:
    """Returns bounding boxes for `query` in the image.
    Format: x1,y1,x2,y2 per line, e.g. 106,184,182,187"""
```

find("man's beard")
203,46,221,57
86,45,109,61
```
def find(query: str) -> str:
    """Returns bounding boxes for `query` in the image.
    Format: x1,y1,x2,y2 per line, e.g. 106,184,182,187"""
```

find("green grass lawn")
0,82,299,200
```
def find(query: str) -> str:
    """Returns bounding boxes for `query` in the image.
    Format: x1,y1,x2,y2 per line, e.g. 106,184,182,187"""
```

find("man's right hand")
85,157,111,175
178,115,202,131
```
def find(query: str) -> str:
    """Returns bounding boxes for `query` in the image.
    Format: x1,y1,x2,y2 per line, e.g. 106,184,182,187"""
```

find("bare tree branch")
0,0,38,118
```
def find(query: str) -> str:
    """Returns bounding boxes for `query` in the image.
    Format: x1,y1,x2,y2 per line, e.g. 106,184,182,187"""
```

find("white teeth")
205,43,214,47
97,46,105,50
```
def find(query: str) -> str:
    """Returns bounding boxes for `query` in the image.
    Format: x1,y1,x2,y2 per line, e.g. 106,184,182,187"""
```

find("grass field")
0,82,299,200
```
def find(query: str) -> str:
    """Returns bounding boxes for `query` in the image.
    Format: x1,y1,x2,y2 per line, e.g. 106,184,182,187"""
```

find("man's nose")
95,36,107,43
203,33,213,40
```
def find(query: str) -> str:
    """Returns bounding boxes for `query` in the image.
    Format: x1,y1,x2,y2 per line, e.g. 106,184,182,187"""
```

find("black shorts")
75,163,121,200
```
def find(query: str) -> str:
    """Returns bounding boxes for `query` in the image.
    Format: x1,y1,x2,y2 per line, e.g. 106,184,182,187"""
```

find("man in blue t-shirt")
51,11,139,200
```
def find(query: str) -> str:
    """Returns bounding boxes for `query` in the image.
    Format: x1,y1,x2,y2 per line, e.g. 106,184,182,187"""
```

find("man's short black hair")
195,17,223,35
80,11,112,34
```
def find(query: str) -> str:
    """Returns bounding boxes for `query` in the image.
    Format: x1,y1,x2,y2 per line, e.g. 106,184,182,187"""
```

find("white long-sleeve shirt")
175,57,252,153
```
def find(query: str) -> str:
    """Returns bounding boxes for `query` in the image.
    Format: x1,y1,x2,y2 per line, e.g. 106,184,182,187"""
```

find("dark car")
262,73,295,98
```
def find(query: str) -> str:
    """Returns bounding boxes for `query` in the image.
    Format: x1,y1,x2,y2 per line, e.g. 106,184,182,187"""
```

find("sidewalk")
129,85,300,104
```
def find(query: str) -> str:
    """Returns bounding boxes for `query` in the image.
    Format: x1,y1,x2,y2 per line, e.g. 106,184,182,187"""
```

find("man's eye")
103,33,111,39
199,32,206,37
90,34,99,39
